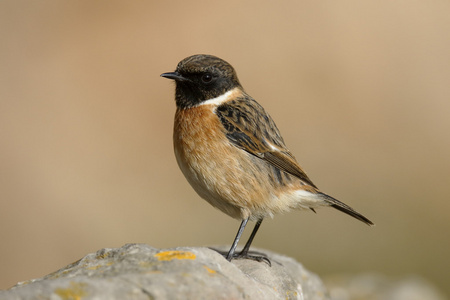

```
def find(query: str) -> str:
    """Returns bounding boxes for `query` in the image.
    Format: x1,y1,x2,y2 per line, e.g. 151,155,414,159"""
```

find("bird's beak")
160,72,189,82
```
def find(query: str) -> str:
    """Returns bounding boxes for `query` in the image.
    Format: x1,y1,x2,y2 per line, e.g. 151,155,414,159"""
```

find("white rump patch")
267,188,327,216
293,190,326,209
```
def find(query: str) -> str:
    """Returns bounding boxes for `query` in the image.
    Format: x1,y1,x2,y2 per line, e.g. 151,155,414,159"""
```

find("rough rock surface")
1,244,329,300
324,273,447,300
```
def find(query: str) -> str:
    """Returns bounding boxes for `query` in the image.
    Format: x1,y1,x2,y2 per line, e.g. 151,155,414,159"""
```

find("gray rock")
0,244,329,300
324,273,447,300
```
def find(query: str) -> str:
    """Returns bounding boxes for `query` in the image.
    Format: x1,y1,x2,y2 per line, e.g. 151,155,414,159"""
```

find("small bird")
161,54,373,264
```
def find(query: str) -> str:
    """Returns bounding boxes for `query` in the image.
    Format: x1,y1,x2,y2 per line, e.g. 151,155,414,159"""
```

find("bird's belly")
173,106,279,220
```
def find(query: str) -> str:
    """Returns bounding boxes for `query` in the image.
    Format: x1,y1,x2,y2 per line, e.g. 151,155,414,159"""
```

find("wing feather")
215,95,317,188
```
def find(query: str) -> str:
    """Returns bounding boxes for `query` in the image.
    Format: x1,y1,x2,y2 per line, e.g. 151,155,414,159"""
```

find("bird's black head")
161,54,242,108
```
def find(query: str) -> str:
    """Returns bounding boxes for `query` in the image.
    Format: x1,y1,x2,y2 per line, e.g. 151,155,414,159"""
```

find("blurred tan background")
1,0,449,296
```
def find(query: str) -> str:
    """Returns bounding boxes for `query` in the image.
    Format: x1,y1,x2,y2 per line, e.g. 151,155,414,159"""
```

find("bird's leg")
235,218,271,265
239,218,262,256
225,218,249,261
211,218,270,265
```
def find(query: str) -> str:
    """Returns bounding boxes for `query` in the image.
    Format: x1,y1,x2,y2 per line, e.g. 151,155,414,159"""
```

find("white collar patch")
196,87,239,107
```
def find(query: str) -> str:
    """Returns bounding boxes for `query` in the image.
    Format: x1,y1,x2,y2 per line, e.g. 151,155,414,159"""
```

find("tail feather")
318,192,374,226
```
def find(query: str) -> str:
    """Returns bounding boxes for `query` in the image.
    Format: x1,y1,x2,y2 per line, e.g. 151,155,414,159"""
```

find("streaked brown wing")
215,95,317,188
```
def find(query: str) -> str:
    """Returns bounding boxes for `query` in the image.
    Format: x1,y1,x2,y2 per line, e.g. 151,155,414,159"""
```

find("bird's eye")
201,73,213,83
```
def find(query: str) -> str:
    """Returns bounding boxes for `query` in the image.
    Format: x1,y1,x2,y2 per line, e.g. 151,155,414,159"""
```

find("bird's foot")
210,248,272,266
231,250,272,266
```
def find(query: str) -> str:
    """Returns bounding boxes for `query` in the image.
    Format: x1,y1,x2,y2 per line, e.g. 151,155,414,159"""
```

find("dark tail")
319,192,374,226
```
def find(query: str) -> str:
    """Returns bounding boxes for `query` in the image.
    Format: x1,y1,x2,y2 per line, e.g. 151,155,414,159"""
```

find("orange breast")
173,105,275,220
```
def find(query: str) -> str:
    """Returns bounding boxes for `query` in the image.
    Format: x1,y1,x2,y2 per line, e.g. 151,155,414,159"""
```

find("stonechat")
161,54,373,264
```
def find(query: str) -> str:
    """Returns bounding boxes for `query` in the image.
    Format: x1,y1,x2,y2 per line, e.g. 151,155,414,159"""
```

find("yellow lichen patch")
86,261,113,270
95,252,111,260
285,290,299,299
203,266,217,275
154,250,196,261
86,265,101,271
54,281,87,300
